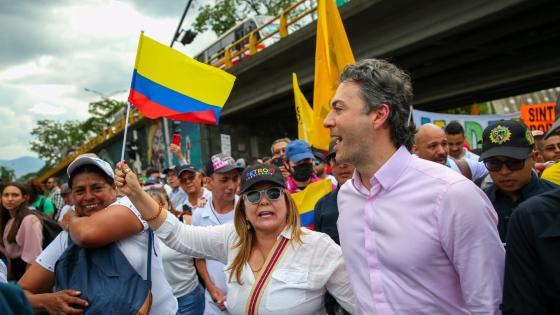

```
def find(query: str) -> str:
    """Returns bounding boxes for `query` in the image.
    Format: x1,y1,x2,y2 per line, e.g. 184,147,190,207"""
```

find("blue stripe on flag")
132,70,222,116
300,211,315,227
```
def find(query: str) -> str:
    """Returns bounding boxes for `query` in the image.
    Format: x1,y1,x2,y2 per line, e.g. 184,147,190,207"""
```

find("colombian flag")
128,33,236,125
291,179,333,230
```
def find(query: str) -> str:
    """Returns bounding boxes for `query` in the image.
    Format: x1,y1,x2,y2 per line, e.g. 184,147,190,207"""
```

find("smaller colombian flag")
290,179,333,230
128,33,236,125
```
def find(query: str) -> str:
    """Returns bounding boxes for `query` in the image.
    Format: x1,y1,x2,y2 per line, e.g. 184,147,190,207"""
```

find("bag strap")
64,228,153,289
245,236,290,315
146,229,153,289
451,157,472,180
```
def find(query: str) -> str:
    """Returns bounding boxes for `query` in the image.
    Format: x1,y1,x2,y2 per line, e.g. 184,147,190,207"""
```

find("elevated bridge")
215,0,560,153
40,0,560,180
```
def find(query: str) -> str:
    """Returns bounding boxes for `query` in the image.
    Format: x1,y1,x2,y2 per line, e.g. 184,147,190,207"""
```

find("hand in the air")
115,161,142,197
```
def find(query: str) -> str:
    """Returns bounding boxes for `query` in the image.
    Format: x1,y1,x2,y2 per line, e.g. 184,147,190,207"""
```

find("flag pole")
121,31,143,163
120,102,132,162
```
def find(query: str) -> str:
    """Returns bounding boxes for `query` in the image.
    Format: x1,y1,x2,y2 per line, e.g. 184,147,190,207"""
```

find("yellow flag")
312,0,355,150
291,179,333,229
292,73,314,142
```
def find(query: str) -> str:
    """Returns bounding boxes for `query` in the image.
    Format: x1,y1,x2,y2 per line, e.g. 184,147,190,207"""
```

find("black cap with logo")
240,164,286,193
177,164,199,177
479,120,535,161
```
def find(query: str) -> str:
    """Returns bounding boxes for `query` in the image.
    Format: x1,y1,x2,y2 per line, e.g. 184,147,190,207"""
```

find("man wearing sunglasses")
480,120,557,242
177,165,211,211
163,165,188,209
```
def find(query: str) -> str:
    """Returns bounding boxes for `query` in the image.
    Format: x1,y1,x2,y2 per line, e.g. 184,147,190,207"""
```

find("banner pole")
120,102,132,162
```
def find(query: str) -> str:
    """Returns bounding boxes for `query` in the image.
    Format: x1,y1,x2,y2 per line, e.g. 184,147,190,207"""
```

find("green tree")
18,171,39,183
193,0,294,36
0,166,16,183
29,98,126,165
82,99,127,136
30,120,88,164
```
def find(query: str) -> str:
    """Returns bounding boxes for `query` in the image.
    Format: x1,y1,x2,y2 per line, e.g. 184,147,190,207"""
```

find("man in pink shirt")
323,59,504,314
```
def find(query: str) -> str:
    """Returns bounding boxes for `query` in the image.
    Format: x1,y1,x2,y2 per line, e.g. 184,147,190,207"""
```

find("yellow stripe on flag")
291,179,333,228
292,73,314,142
135,33,236,108
312,0,355,150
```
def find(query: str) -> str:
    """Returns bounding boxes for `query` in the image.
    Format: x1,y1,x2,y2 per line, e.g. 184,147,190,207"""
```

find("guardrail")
208,0,318,69
37,109,143,182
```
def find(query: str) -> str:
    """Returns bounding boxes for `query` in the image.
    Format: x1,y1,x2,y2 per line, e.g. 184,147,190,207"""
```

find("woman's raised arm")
115,161,168,230
115,161,230,263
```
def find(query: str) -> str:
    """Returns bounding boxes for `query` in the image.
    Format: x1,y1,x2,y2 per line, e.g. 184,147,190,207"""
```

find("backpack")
36,196,59,220
9,212,62,281
54,230,154,315
28,211,62,249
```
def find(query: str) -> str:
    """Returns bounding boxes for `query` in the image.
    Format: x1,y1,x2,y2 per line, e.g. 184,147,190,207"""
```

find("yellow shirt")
541,162,560,185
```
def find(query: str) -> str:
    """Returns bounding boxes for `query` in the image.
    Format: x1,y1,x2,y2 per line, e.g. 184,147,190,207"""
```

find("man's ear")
412,144,419,155
371,104,390,130
528,150,537,164
206,176,213,190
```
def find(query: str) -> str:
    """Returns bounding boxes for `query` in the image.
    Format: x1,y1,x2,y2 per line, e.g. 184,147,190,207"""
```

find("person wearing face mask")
284,140,322,193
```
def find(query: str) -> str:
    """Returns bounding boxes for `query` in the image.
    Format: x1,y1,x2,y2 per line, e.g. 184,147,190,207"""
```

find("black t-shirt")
484,173,557,241
501,187,560,315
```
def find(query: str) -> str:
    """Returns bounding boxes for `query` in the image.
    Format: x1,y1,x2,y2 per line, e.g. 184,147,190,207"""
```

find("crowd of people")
1,58,559,314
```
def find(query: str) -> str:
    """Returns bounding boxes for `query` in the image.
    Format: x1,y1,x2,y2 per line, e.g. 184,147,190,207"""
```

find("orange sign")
520,103,556,132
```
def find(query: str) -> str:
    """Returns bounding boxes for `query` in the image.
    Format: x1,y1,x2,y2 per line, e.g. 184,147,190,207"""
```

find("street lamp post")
84,88,127,99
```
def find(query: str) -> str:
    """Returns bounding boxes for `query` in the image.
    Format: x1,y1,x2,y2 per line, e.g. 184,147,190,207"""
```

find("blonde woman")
116,162,356,315
145,187,204,315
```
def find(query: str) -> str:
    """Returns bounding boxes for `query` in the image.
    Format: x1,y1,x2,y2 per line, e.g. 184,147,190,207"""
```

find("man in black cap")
177,164,211,213
313,139,355,315
480,120,557,242
163,165,187,209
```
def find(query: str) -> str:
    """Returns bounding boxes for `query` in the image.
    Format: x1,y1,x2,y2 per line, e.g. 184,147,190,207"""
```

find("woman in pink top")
0,183,43,281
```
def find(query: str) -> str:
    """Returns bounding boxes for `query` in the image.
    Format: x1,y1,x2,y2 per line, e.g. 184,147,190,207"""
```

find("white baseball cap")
67,153,115,179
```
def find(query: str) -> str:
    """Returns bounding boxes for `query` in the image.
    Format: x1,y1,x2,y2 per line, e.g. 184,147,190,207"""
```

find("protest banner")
520,102,556,132
412,109,519,149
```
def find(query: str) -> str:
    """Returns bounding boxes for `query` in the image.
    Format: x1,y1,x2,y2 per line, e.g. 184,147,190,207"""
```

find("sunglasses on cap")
244,187,283,204
484,158,526,172
179,174,197,183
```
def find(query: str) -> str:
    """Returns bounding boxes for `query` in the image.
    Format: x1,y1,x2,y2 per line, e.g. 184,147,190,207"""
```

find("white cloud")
0,0,219,161
29,103,67,116
0,106,35,159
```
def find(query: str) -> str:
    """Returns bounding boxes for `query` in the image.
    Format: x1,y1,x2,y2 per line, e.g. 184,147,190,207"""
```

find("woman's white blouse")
156,214,356,315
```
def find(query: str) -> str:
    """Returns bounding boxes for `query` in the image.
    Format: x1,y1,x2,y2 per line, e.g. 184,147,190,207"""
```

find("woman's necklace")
251,247,267,273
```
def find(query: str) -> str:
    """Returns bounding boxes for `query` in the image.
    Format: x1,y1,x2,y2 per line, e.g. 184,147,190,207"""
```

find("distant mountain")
0,156,45,178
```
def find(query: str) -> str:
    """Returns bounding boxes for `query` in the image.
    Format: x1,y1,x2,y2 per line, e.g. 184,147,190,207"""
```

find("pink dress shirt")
337,146,504,314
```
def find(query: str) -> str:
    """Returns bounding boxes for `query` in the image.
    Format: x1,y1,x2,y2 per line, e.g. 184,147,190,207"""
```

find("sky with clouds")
0,0,216,160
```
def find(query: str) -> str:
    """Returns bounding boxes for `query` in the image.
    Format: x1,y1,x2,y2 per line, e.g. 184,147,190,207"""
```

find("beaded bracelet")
142,203,163,222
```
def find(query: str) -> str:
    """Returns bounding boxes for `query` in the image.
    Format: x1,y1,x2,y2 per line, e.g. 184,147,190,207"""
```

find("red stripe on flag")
167,111,217,125
129,89,218,124
129,89,180,118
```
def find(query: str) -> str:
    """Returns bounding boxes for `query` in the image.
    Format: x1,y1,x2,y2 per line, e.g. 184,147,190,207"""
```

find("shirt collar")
352,146,411,192
280,226,294,240
519,170,539,198
487,170,540,202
